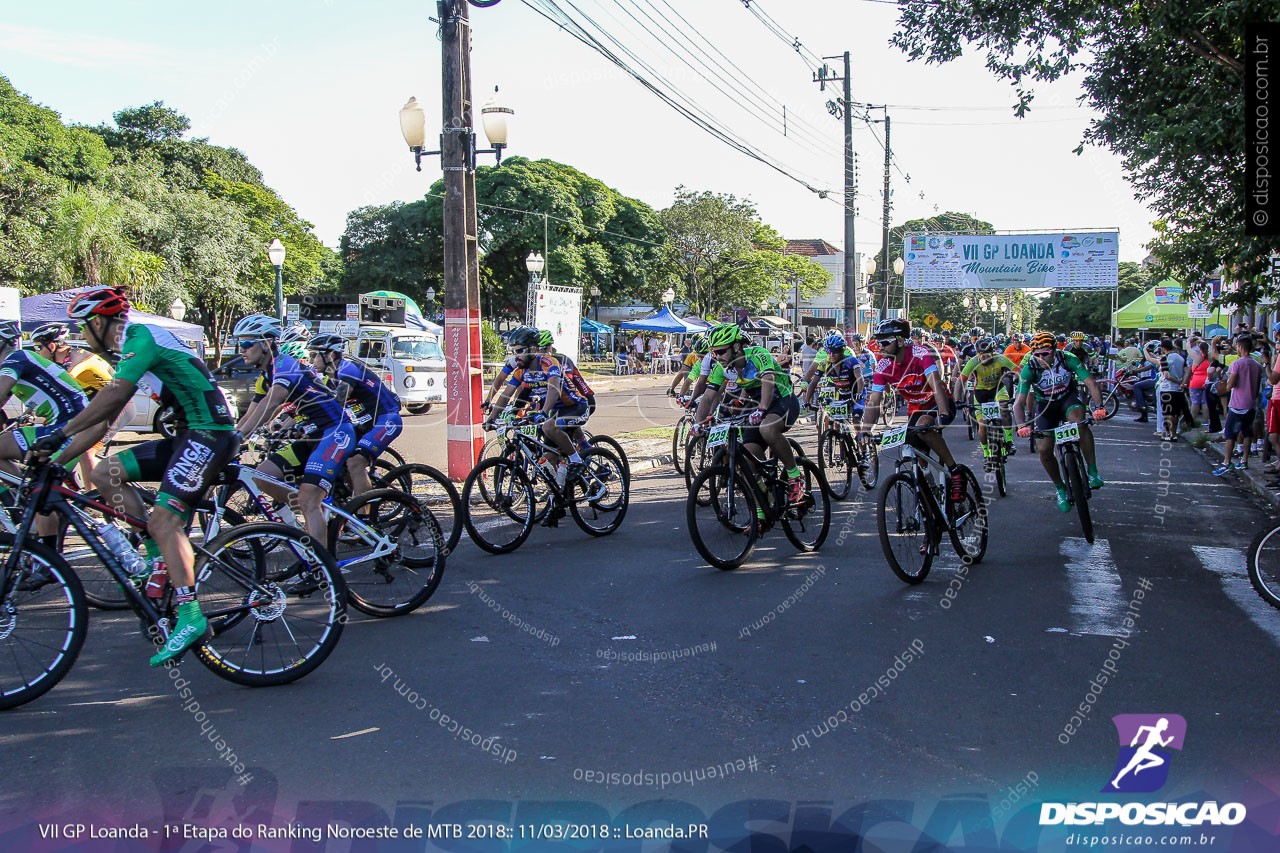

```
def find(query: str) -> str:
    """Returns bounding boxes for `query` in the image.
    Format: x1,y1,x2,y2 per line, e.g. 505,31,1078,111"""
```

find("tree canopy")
891,0,1272,305
1037,261,1151,334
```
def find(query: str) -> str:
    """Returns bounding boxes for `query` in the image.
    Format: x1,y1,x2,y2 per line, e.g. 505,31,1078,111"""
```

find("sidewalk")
1197,435,1280,511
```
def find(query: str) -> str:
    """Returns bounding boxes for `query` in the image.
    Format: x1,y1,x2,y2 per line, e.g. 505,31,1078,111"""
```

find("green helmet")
536,329,554,348
691,333,709,355
707,324,747,349
278,341,308,359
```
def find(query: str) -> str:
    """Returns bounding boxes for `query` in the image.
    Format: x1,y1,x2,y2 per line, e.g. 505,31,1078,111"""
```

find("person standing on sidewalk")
1158,338,1190,440
1215,334,1265,475
1265,324,1280,475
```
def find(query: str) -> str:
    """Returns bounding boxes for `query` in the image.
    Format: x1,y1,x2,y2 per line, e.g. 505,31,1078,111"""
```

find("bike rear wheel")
687,464,759,570
0,537,88,711
193,522,346,686
818,428,853,500
877,472,934,584
1061,446,1094,543
582,433,630,485
947,464,988,562
672,416,691,474
684,433,712,505
1098,382,1120,420
375,463,462,557
782,458,830,552
461,458,535,554
328,489,445,616
1247,525,1280,610
569,448,629,536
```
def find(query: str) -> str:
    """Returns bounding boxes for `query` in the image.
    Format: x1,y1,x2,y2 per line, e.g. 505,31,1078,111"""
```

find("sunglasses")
712,347,735,357
513,347,532,355
238,339,260,349
1033,349,1054,358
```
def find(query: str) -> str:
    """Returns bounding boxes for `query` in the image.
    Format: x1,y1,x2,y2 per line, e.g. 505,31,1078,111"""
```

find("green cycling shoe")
1055,484,1071,513
149,601,210,667
1088,469,1104,490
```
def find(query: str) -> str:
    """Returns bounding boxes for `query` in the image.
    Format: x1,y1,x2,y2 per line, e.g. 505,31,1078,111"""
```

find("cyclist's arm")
757,370,775,413
1012,391,1030,430
689,372,709,400
668,366,690,394
238,383,289,438
542,376,562,416
694,384,722,425
858,389,882,435
0,374,15,412
55,376,134,440
927,370,949,415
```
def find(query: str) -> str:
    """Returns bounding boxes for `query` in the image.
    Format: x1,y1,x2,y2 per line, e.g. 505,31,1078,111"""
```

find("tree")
1037,262,1150,334
891,0,1272,303
107,101,191,147
340,201,436,296
659,188,828,317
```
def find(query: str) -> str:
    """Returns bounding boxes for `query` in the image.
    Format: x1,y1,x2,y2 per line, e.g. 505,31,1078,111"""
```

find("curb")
629,453,673,472
1191,435,1280,511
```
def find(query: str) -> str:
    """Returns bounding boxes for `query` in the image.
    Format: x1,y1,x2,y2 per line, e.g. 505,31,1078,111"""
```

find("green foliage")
660,187,829,316
481,319,504,363
890,0,1272,304
1037,262,1151,334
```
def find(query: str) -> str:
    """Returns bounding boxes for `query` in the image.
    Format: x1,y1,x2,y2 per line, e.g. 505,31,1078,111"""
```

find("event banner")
904,231,1119,291
532,285,581,364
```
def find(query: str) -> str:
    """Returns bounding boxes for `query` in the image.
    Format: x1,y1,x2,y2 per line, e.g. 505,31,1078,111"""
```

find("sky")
0,0,1157,264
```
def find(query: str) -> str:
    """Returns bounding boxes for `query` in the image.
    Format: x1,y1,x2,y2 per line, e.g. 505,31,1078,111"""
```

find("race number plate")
827,400,849,418
1054,422,1081,444
519,424,541,438
980,402,1002,422
880,426,907,450
707,424,735,448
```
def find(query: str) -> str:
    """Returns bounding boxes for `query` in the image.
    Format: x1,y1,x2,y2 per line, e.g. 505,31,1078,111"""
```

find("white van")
350,326,447,415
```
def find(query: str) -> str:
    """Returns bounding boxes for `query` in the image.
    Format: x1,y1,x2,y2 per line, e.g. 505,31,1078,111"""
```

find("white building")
783,239,872,337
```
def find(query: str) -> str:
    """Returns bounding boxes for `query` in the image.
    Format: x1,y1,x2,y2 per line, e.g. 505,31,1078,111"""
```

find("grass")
617,426,676,440
1185,430,1211,450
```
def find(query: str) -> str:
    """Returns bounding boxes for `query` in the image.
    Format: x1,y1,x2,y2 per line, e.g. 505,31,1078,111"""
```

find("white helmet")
278,323,311,344
233,314,282,340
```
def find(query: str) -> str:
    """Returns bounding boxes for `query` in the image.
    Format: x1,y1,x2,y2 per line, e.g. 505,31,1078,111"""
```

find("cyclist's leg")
758,396,800,471
257,440,316,507
973,388,995,447
346,413,403,497
1066,402,1104,486
911,407,957,468
1035,399,1070,508
298,423,357,542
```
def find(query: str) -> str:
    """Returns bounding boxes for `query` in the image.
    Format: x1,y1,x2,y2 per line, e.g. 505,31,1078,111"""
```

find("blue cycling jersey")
333,358,400,423
257,353,346,431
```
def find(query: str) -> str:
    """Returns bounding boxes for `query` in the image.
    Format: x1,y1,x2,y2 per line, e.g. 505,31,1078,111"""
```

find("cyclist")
955,337,1019,466
801,332,863,410
1013,332,1108,512
538,329,597,417
235,316,355,545
306,332,402,500
40,287,238,666
858,318,966,503
934,333,959,383
801,332,852,404
669,333,708,399
0,320,98,550
1066,331,1096,373
1055,333,1070,351
693,324,805,504
1004,333,1032,367
485,326,590,497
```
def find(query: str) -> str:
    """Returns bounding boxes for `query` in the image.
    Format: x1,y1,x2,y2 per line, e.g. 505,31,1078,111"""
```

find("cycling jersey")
1003,343,1031,366
681,352,700,370
812,353,865,397
871,345,940,408
551,353,594,399
960,354,1018,391
0,349,87,425
68,353,113,398
697,352,716,378
332,357,401,427
255,353,346,433
115,324,233,430
811,347,852,372
508,355,585,407
706,347,792,398
1018,350,1091,402
1066,343,1094,366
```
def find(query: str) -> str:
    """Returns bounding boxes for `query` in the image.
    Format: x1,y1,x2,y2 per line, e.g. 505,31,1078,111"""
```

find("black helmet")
873,318,911,341
969,327,981,338
975,336,994,353
509,327,540,349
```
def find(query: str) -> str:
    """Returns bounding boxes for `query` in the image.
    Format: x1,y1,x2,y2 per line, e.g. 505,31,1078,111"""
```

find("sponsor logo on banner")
1040,713,1246,827
1061,236,1081,249
910,236,926,251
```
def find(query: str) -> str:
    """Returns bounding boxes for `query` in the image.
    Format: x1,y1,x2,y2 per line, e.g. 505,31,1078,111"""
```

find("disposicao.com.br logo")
1040,713,1247,828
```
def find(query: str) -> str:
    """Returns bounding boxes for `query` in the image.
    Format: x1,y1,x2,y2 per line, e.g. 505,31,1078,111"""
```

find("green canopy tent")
1112,280,1229,330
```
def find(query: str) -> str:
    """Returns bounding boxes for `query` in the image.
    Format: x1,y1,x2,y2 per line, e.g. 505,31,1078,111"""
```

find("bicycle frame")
891,439,950,537
706,415,785,523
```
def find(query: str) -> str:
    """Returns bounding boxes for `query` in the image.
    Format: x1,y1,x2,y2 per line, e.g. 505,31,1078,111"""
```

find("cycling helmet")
873,317,911,341
823,332,846,350
67,286,130,320
278,341,308,359
1071,330,1086,341
30,322,69,344
849,333,865,343
1022,333,1033,343
969,327,981,338
707,324,747,349
536,329,555,348
1144,339,1161,354
975,336,994,353
909,328,925,340
1031,332,1057,351
233,314,283,340
691,333,709,355
1055,333,1068,344
307,333,347,353
994,333,1006,345
0,321,20,344
508,326,540,349
278,323,311,344
931,332,944,343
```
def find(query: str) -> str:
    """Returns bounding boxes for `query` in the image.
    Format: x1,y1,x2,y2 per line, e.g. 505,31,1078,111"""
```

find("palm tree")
49,188,132,289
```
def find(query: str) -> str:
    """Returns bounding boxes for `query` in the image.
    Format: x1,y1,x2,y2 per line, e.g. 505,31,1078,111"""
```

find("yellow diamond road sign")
924,314,938,328
940,321,953,331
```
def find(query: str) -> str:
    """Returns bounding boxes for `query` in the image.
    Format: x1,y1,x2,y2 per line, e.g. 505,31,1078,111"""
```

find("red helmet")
68,287,131,320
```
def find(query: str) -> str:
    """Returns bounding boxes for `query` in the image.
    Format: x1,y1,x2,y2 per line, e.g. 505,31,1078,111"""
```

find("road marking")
1191,546,1280,647
1060,537,1130,637
331,727,380,740
68,695,165,708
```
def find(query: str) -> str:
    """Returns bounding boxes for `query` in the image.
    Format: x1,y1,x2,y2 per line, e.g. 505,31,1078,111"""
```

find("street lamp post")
863,257,877,332
890,257,904,315
267,239,286,320
590,285,600,322
169,297,187,322
399,36,512,480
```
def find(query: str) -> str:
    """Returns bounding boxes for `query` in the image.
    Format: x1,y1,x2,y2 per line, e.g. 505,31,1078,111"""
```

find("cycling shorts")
974,388,1007,406
267,422,357,491
117,430,240,522
1033,395,1083,434
549,400,590,428
12,423,73,456
354,412,403,461
743,394,800,447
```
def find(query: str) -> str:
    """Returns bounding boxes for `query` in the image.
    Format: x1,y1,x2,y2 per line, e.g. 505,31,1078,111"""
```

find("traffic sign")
924,314,938,328
940,320,953,331
1270,254,1280,280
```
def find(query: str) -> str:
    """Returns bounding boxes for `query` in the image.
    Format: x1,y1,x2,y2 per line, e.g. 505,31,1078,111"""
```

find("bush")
481,320,504,363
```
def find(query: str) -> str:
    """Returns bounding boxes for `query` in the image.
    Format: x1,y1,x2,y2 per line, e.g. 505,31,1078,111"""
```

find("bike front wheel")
782,458,831,552
192,522,346,687
1061,446,1094,543
1248,525,1280,610
877,472,934,584
818,428,853,501
0,537,88,711
672,416,691,475
374,463,462,557
684,433,712,504
947,464,989,562
461,458,535,554
687,464,759,570
328,489,445,616
569,447,629,536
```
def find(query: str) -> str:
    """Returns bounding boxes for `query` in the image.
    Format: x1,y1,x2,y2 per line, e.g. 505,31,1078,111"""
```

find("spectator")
1158,338,1190,440
1187,341,1211,424
1207,338,1231,437
1266,323,1280,474
800,335,818,375
1132,341,1159,423
632,332,645,363
1215,334,1265,475
648,334,665,373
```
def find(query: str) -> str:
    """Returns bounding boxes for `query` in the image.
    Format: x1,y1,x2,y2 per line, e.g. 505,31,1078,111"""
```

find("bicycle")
1032,419,1095,543
0,458,347,711
874,420,987,584
686,414,831,570
462,416,628,554
672,397,697,475
813,397,878,501
1247,524,1280,610
977,399,1010,498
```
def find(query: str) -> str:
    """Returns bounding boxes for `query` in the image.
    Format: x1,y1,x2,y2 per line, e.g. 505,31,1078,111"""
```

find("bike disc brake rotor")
0,605,15,641
250,583,287,621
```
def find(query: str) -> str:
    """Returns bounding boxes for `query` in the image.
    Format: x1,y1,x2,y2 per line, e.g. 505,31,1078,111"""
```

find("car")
209,356,262,414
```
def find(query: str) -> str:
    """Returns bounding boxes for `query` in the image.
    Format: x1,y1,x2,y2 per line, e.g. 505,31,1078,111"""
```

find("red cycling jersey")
871,345,941,411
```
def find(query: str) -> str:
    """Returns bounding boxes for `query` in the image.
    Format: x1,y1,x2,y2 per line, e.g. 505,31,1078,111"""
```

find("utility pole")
880,113,891,316
817,53,856,339
440,0,484,481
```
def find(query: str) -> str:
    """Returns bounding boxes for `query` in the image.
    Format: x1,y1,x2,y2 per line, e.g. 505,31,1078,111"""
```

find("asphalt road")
2,388,1277,848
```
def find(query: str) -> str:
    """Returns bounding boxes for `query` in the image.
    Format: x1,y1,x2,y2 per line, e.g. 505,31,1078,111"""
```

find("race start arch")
903,229,1121,336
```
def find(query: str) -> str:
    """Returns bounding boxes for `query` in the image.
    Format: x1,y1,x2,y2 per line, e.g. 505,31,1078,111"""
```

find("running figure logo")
1102,714,1187,793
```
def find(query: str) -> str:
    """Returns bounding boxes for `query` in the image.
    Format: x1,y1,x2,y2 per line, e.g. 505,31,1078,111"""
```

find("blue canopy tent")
581,317,613,357
618,306,702,333
21,287,207,353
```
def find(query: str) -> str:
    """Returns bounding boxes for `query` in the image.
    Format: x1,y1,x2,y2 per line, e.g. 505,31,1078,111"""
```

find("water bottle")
537,456,557,480
144,561,169,599
99,522,145,579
